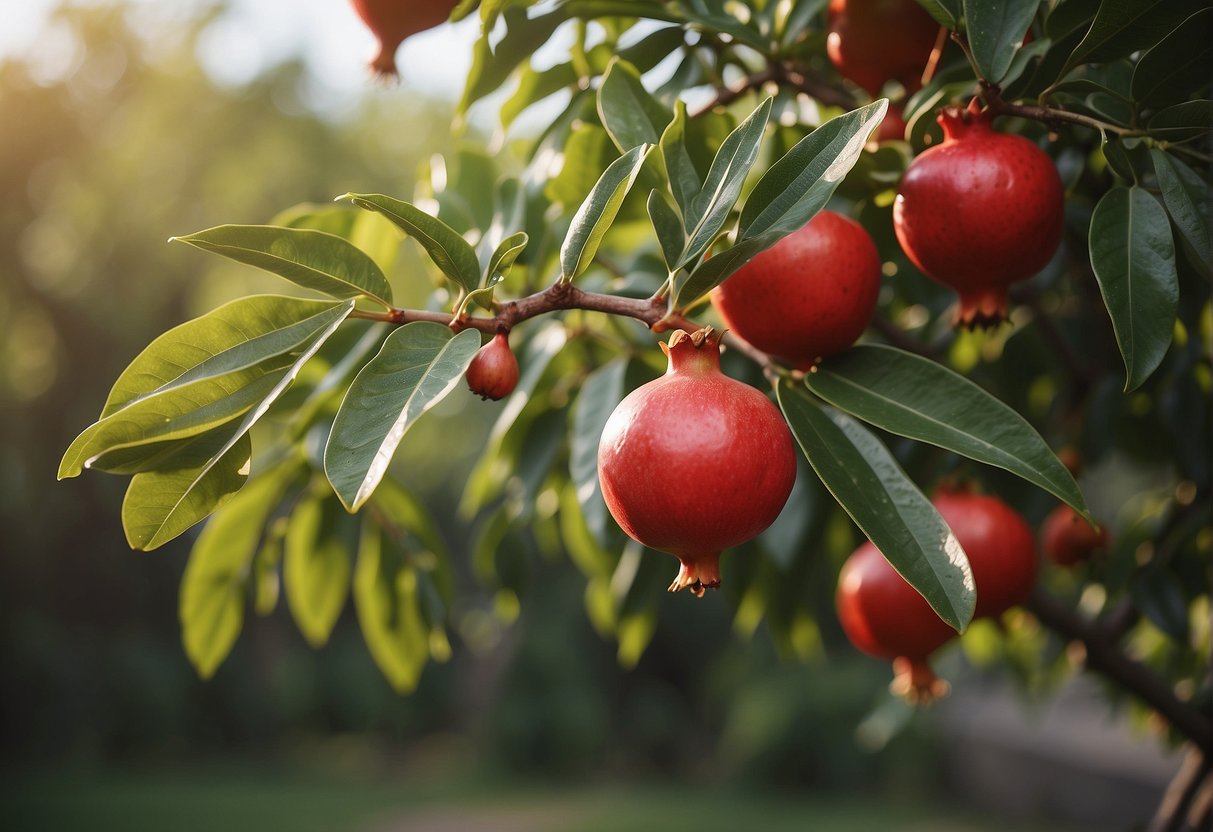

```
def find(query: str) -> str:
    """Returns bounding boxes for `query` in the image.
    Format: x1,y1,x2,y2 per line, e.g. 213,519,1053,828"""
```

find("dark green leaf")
285,490,355,647
1146,100,1213,142
1131,9,1213,107
171,225,392,307
647,190,685,273
560,143,650,282
459,6,567,113
963,0,1041,83
777,381,975,631
570,359,629,547
673,235,769,309
1089,186,1178,391
806,345,1088,516
1151,150,1211,273
325,323,482,512
660,102,701,222
1059,0,1207,79
598,58,673,151
916,0,961,28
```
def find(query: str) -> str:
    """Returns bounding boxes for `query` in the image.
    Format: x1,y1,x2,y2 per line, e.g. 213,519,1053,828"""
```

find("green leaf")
963,0,1041,83
598,57,673,151
500,60,577,130
253,518,285,617
805,345,1088,516
679,98,773,269
647,190,685,273
179,459,300,679
1146,100,1213,142
916,0,961,29
325,323,482,512
674,236,770,310
560,143,650,282
1131,9,1213,107
468,231,529,311
1059,0,1207,79
285,490,355,647
121,428,251,551
459,5,568,113
1150,150,1211,274
171,225,392,308
353,520,430,693
660,103,701,222
340,193,481,295
570,359,630,547
61,298,354,479
1089,186,1178,392
777,381,975,631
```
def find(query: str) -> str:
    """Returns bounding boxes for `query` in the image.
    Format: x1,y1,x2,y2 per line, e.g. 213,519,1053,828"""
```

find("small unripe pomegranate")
597,328,797,596
350,0,458,78
709,211,881,369
826,0,940,96
893,101,1065,328
466,331,519,401
1042,504,1108,566
933,488,1038,618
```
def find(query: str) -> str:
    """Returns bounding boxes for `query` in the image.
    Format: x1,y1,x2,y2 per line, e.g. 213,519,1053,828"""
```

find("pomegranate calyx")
890,657,950,705
936,99,993,140
662,327,723,375
668,554,723,599
954,285,1011,329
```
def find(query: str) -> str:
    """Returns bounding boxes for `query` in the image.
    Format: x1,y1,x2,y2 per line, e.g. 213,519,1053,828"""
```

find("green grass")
1,764,1096,832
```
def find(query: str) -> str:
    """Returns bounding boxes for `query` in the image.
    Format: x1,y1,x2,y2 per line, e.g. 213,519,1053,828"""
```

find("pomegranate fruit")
709,210,881,369
596,328,797,596
350,0,458,78
1042,504,1108,566
892,100,1065,328
466,331,519,401
874,102,909,143
933,488,1038,618
826,0,940,96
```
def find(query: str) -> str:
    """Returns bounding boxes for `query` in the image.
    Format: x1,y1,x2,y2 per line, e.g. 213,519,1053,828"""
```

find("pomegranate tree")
596,329,797,596
893,101,1065,327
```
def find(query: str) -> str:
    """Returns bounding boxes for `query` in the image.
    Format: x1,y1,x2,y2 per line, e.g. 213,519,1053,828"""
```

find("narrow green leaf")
500,60,577,130
1059,0,1206,79
468,231,529,311
354,520,430,693
560,143,650,282
598,57,673,151
916,0,961,28
570,359,629,547
660,102,701,222
253,518,286,617
674,236,769,309
285,491,355,647
172,225,392,307
963,0,1041,83
458,5,566,113
1089,186,1178,391
179,459,301,679
1146,100,1213,142
777,381,975,631
647,190,685,272
341,193,481,294
1131,9,1213,107
1150,150,1211,273
806,345,1088,516
325,323,482,512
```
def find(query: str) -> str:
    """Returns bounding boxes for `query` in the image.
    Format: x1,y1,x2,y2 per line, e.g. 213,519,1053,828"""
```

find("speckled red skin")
597,331,797,595
1042,504,1108,566
466,332,519,401
934,489,1039,618
893,103,1065,327
710,210,881,369
350,0,457,77
826,0,940,96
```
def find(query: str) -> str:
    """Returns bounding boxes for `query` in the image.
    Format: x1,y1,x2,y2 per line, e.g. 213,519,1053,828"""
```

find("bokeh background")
0,3,1187,830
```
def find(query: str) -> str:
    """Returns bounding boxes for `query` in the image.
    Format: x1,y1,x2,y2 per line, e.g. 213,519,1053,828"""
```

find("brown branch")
1026,588,1213,756
690,66,779,118
980,80,1146,137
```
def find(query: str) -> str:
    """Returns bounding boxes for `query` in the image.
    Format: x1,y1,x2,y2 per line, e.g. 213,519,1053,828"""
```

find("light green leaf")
964,0,1041,83
1150,150,1211,273
325,323,482,512
253,518,286,617
598,57,673,151
354,520,430,693
179,459,301,679
285,491,355,647
1089,186,1178,391
560,143,650,282
777,381,975,631
805,345,1088,516
340,193,481,294
171,225,392,307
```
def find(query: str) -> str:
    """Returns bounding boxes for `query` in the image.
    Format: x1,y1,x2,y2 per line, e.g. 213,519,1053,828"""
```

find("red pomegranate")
933,488,1038,618
874,102,909,143
350,0,458,78
826,0,941,96
893,100,1065,328
466,331,519,401
1042,504,1108,566
596,328,797,596
709,210,881,369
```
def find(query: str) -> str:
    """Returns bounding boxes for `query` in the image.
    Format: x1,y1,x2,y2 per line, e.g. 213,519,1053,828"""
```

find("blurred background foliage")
0,3,1201,831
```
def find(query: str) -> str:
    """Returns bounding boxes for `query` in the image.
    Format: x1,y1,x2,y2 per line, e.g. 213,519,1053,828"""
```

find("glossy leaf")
1151,150,1211,273
171,225,392,307
560,143,649,282
598,57,672,151
647,190,684,272
340,193,481,294
916,0,961,28
570,358,629,547
1089,186,1178,391
963,0,1041,83
468,231,529,311
285,491,355,647
1146,100,1213,142
805,345,1088,516
179,459,300,679
325,323,482,512
777,381,975,631
660,103,701,222
1059,0,1207,79
354,520,430,693
1131,9,1213,107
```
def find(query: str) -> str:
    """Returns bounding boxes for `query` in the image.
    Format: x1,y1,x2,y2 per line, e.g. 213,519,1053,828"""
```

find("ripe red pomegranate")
1042,504,1108,566
933,488,1038,618
466,331,519,401
893,100,1065,328
709,210,881,369
826,0,940,96
874,102,909,143
350,0,458,78
596,328,797,596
